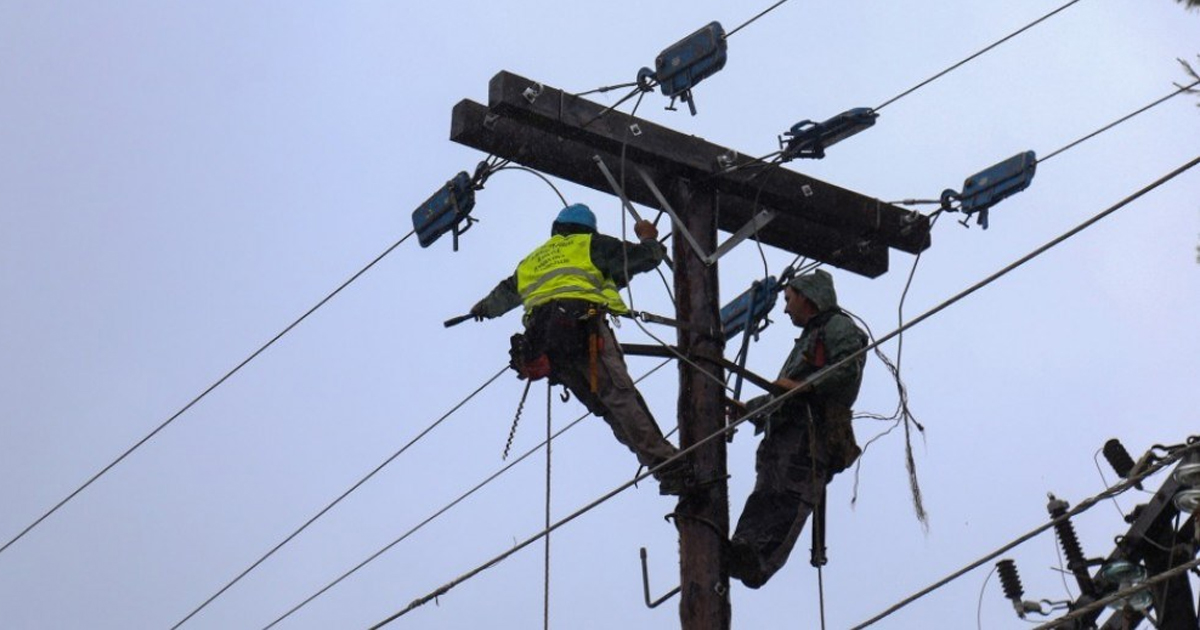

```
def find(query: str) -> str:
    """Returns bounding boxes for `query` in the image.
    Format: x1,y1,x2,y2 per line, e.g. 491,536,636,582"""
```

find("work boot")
727,537,767,589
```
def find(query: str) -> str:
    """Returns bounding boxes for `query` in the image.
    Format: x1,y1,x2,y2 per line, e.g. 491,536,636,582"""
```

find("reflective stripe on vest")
516,234,628,315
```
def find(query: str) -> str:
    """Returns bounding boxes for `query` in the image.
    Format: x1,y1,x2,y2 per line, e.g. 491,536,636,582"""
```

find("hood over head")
787,268,838,313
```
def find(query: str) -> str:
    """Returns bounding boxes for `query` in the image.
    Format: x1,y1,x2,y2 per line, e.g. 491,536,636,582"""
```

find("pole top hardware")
780,108,879,161
637,21,727,116
940,151,1037,229
412,160,493,250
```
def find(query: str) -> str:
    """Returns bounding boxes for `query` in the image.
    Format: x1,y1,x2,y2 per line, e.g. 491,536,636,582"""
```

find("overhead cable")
874,0,1086,111
724,0,793,40
850,438,1200,629
261,360,673,630
368,155,1200,628
171,364,509,629
0,229,420,558
1038,78,1200,164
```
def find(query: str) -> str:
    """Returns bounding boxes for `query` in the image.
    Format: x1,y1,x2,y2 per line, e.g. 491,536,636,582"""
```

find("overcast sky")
2,1,1199,629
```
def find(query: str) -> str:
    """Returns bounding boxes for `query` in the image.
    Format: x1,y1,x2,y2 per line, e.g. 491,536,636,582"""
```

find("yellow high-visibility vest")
516,234,628,315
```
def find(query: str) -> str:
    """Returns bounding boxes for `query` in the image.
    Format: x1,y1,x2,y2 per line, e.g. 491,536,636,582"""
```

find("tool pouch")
508,333,551,381
820,402,861,474
528,300,595,357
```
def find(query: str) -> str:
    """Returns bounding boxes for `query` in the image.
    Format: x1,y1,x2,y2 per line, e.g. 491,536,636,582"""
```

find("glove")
470,303,488,321
633,219,658,241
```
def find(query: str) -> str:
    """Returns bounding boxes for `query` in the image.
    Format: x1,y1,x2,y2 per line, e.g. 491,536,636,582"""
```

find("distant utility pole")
998,442,1199,629
451,71,930,630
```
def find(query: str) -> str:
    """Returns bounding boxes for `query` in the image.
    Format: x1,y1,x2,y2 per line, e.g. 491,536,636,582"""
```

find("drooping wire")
603,84,738,397
614,89,676,305
170,364,509,629
1091,447,1127,520
491,165,570,207
1051,531,1076,601
260,360,673,630
816,563,828,630
543,382,552,630
844,305,927,527
976,563,999,630
874,0,1087,112
852,438,1200,630
839,208,937,525
0,228,420,559
887,213,940,528
370,157,1200,628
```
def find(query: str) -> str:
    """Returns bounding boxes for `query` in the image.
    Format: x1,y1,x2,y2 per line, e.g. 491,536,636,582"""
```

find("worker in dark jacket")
470,204,692,495
727,268,866,588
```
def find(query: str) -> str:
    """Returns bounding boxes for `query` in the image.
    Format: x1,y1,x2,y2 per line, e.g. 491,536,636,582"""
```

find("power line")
368,155,1200,627
724,0,792,40
850,438,1200,629
260,360,673,630
1038,78,1200,164
0,229,419,559
170,364,509,629
874,0,1086,111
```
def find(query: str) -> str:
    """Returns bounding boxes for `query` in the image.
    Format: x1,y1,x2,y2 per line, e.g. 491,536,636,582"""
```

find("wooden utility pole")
670,181,730,628
450,71,931,630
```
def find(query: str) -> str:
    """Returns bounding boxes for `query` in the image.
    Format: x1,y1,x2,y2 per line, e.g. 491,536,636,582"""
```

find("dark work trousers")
730,412,828,588
548,317,679,471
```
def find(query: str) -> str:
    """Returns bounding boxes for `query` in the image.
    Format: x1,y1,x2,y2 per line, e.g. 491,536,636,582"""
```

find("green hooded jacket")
747,268,868,420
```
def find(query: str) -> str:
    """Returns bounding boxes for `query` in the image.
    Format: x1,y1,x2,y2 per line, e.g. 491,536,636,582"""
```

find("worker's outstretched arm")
592,220,666,286
470,274,521,320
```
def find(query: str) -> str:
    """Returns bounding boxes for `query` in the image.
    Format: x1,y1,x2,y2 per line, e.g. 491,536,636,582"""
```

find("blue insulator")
941,151,1037,229
720,276,779,341
638,21,727,116
780,108,879,161
412,172,477,250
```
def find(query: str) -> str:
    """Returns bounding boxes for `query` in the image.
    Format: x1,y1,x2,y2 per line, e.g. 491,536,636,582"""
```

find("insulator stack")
996,559,1024,602
1103,438,1136,478
1047,496,1086,570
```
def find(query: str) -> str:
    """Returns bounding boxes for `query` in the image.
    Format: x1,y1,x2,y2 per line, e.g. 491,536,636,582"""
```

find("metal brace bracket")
710,207,776,263
593,156,777,266
631,165,776,265
592,155,646,224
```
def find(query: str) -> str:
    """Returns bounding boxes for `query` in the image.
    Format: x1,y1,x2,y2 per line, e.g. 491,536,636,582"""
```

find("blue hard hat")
555,203,596,230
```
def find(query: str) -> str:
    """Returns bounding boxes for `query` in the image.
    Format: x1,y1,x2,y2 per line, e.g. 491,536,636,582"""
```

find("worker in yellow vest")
471,204,693,495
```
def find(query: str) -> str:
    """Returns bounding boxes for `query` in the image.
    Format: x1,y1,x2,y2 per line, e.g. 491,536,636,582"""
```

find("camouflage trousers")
729,414,829,588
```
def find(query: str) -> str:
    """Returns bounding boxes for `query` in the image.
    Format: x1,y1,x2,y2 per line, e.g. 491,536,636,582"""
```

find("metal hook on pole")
639,547,682,609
